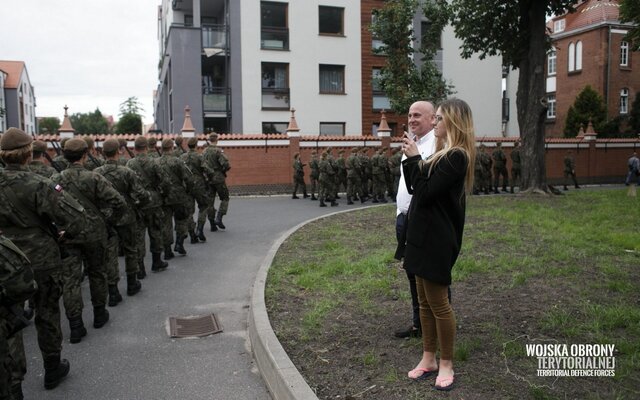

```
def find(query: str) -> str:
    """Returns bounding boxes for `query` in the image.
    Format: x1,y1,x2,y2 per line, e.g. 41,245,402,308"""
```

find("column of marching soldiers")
290,141,524,206
0,127,231,400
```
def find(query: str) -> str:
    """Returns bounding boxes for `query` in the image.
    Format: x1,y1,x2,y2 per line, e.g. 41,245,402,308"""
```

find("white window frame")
568,42,575,72
620,88,629,114
547,48,557,76
547,94,556,119
621,41,629,67
575,41,583,71
554,19,565,33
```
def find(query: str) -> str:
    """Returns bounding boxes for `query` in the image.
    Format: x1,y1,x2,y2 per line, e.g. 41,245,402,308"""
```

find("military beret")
208,133,219,142
0,127,33,150
65,138,88,152
187,137,198,147
32,140,48,153
134,136,148,148
175,136,183,145
147,137,157,145
102,138,120,153
60,137,70,147
83,136,95,149
161,138,174,149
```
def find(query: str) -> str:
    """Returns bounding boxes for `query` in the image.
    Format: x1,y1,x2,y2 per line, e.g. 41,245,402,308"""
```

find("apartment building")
0,60,37,134
155,0,509,136
545,0,639,137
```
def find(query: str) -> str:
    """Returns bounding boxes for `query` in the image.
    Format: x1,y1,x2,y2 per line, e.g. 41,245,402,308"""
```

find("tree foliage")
69,108,109,135
620,0,640,50
449,0,579,193
119,96,144,118
370,0,454,114
564,85,607,137
115,113,142,134
38,117,60,134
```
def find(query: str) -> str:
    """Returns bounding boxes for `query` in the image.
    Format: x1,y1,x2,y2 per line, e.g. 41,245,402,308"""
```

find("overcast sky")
0,0,159,124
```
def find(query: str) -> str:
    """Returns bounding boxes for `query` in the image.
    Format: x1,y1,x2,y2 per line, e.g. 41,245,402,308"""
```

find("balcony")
261,27,289,50
261,88,290,110
203,24,228,51
203,86,229,112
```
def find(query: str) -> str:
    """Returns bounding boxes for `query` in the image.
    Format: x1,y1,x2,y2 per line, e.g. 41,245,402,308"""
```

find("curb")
249,205,380,400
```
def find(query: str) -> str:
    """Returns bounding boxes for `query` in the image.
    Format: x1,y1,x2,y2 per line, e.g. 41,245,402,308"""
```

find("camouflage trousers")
186,196,209,231
493,166,509,190
511,167,521,191
162,204,189,246
61,241,108,318
106,223,139,285
318,176,334,202
293,175,307,196
207,182,229,218
138,207,164,255
310,176,318,197
372,174,386,199
0,317,26,396
32,271,64,359
347,175,361,199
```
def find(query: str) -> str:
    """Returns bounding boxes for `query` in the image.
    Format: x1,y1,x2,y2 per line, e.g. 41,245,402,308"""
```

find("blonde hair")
0,144,33,165
420,98,476,194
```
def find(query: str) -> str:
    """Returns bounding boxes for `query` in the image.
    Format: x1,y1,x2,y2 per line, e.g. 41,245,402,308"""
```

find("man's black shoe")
394,326,421,338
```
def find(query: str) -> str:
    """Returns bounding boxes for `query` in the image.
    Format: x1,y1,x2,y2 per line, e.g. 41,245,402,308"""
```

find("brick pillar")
376,110,392,154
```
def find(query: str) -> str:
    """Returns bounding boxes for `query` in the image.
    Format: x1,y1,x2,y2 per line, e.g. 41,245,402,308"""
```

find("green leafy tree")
629,91,640,134
70,108,109,134
620,0,640,50
450,0,579,193
115,113,142,134
38,117,61,134
119,96,144,118
564,85,607,137
370,0,454,114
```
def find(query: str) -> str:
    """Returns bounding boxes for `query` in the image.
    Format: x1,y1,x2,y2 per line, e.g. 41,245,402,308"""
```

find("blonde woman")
400,98,476,391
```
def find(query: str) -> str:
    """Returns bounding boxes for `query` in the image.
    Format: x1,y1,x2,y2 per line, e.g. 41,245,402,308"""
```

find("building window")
261,62,290,110
261,2,289,50
547,94,556,119
547,48,557,76
319,6,344,36
554,19,565,33
621,41,629,67
319,64,345,94
262,122,288,134
319,122,345,136
372,68,390,110
620,88,629,114
420,20,442,49
568,41,582,73
371,13,384,53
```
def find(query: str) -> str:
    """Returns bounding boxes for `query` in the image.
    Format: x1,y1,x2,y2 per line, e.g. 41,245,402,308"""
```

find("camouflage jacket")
157,153,194,205
52,164,127,243
319,158,335,181
293,158,304,178
492,148,507,169
127,153,170,209
0,165,86,274
29,160,56,178
346,154,361,178
181,150,209,205
371,154,383,175
335,157,346,178
0,234,37,307
202,145,230,185
510,148,521,169
309,158,320,179
51,155,70,171
389,152,402,177
83,153,104,171
95,160,151,225
479,152,493,173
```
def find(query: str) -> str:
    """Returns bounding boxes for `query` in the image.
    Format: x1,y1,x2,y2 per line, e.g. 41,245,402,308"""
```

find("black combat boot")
310,195,318,201
372,195,379,203
137,259,147,280
292,193,300,199
43,354,70,390
347,196,354,205
330,200,339,207
126,274,142,296
151,252,168,272
209,218,218,232
196,222,207,242
108,285,122,307
319,199,327,207
68,316,87,344
214,212,226,229
11,383,23,400
174,235,187,255
164,245,175,260
93,306,110,329
303,191,310,198
189,230,199,244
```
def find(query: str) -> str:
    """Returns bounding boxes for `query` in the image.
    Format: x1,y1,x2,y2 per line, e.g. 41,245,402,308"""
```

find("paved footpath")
21,195,374,400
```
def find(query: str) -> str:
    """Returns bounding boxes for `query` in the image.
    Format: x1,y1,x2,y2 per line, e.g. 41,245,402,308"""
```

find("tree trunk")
516,0,548,193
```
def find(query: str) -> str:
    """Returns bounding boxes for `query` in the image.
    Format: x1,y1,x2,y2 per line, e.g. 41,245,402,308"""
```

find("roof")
0,60,26,89
553,0,621,34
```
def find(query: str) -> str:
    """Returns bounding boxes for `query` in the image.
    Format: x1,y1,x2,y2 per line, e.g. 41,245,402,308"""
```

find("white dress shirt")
396,130,436,216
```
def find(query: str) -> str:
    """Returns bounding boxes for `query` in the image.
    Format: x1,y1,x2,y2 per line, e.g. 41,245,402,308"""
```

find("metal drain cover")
168,313,223,338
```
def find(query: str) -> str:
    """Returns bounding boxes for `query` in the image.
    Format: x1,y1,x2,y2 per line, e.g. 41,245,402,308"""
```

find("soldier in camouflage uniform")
127,136,170,274
359,148,372,199
147,137,160,158
82,137,104,171
0,234,38,399
479,144,493,194
510,140,521,194
202,134,230,230
0,128,87,391
371,148,388,203
346,147,362,205
389,147,402,201
117,138,130,166
318,151,338,207
174,136,187,157
51,137,70,171
473,151,483,195
492,142,509,193
52,138,128,341
29,140,57,178
563,150,580,190
181,137,209,243
158,138,194,256
291,152,308,199
309,151,320,201
335,150,347,197
95,139,150,305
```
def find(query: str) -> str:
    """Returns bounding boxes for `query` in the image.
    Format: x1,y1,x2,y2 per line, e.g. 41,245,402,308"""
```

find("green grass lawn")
267,189,640,399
